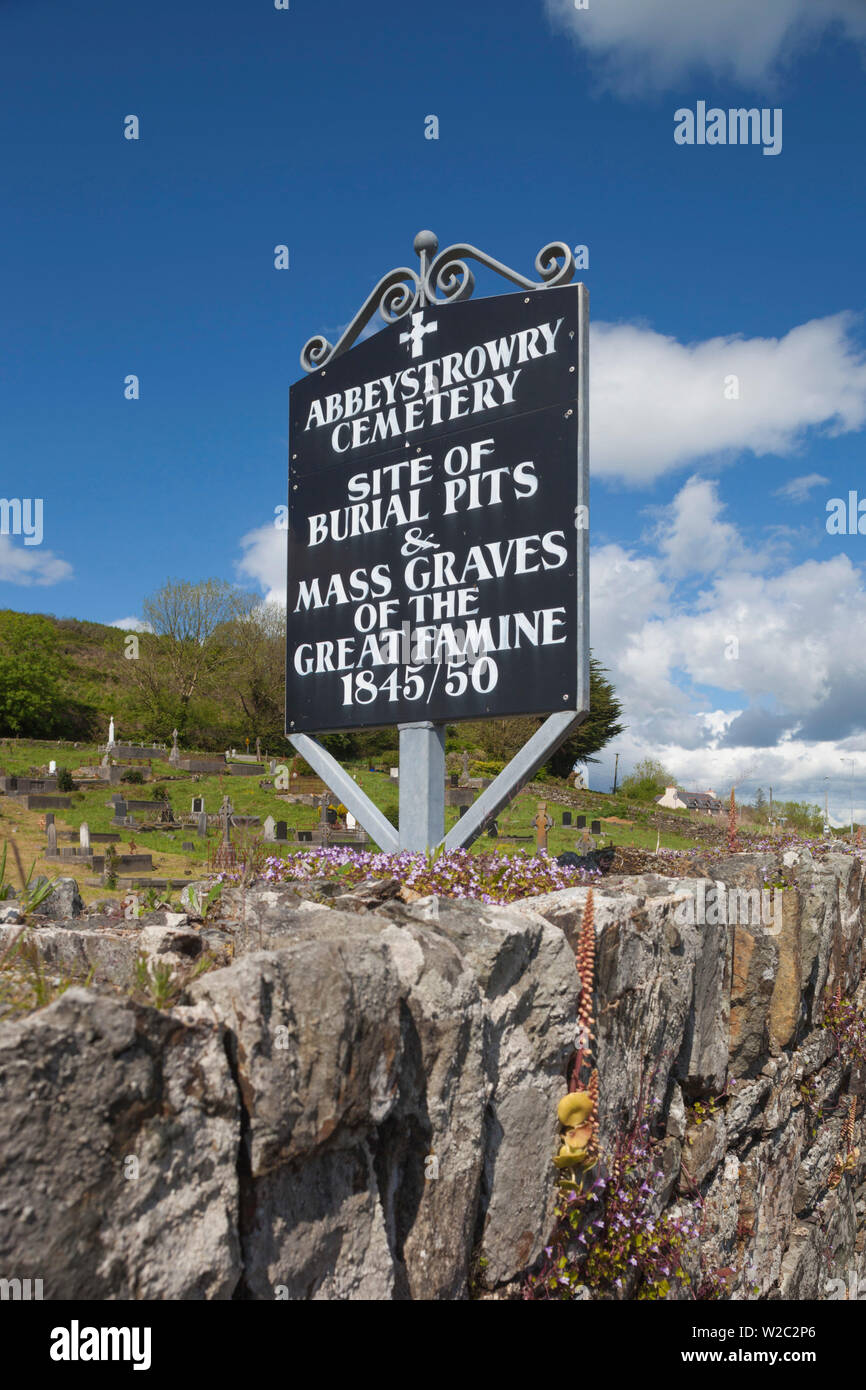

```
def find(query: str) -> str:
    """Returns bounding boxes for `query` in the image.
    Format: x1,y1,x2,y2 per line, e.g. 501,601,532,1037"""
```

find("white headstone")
263,815,277,842
108,716,116,746
79,822,90,851
390,767,399,780
48,760,56,774
346,813,357,830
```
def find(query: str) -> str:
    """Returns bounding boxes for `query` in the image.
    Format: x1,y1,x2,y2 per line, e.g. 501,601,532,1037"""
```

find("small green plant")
0,843,15,900
133,954,177,1010
55,767,74,792
104,844,119,890
0,928,93,1019
121,769,145,785
3,839,61,916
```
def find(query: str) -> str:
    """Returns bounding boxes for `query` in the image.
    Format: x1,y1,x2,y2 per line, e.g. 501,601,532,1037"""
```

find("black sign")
286,284,587,733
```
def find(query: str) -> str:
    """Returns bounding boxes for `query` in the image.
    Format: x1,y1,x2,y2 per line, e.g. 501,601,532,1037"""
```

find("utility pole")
612,752,619,795
841,757,855,837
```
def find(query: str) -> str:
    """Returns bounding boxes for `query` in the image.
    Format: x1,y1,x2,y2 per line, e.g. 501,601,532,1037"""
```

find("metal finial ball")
414,230,439,258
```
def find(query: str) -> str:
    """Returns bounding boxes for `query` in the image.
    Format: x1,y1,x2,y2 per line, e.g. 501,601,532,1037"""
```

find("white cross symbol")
400,311,438,359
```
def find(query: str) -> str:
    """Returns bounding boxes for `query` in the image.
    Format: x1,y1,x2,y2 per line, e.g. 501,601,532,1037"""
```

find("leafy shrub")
121,769,145,784
55,767,74,792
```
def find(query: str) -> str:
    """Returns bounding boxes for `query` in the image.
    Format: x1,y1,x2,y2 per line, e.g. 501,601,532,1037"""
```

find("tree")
0,611,65,736
217,601,287,744
754,787,767,817
456,655,626,778
126,579,244,735
619,758,674,803
544,657,626,778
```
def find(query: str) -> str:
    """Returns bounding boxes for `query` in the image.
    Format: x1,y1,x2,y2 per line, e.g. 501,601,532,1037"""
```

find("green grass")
0,740,705,896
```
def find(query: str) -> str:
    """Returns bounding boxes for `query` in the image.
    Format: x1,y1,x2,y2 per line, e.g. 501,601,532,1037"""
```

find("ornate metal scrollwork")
300,230,577,372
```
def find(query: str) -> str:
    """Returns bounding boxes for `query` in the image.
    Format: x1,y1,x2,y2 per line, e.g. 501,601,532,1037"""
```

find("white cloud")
0,535,72,585
590,485,866,806
109,616,153,632
775,472,830,502
592,314,866,484
545,0,866,95
236,521,287,606
653,476,750,578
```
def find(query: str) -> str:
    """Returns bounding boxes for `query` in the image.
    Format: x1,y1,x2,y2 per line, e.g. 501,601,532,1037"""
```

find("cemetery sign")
286,234,588,733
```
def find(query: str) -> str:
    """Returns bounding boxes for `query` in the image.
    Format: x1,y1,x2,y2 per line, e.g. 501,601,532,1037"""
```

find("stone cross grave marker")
219,795,234,845
535,802,553,853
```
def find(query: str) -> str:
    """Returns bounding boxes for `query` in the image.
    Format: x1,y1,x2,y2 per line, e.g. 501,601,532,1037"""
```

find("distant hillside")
0,602,625,772
0,610,130,741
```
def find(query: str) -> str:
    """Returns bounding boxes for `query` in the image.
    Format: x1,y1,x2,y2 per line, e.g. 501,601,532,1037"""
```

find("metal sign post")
287,231,589,851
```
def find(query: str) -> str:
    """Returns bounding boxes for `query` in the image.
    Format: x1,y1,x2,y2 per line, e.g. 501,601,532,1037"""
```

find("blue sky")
2,0,866,814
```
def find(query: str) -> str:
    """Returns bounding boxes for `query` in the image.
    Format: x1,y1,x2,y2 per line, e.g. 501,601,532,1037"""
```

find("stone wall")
0,848,863,1300
528,848,866,1299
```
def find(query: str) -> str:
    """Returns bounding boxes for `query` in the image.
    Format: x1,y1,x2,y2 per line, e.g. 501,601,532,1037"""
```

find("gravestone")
46,821,57,856
49,760,56,774
169,728,180,768
390,767,399,780
182,842,195,853
345,812,356,830
256,737,262,760
191,796,205,814
450,772,459,788
275,820,287,841
112,799,128,823
459,804,470,818
535,802,551,853
591,820,601,835
219,796,234,845
263,815,277,842
298,830,312,843
461,750,469,781
562,811,572,826
196,811,208,838
576,815,586,829
79,822,90,852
